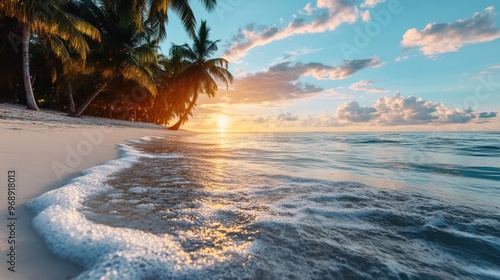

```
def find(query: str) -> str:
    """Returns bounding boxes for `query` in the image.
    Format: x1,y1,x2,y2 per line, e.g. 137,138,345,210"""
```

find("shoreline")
0,103,191,279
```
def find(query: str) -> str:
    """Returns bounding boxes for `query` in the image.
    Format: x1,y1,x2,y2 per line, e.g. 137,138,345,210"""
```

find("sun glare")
218,117,229,132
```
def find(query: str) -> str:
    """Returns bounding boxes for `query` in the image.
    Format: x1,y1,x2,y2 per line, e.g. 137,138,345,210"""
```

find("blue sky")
161,0,500,132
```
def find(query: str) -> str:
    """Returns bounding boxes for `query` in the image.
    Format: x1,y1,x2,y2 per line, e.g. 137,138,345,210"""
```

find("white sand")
0,103,192,279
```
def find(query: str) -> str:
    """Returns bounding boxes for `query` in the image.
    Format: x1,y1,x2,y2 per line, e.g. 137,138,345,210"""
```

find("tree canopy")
0,0,232,128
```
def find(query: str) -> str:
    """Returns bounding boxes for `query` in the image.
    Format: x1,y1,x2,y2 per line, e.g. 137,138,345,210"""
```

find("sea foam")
28,142,249,279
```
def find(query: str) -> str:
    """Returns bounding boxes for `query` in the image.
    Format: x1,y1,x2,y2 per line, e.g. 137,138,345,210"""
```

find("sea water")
29,132,500,279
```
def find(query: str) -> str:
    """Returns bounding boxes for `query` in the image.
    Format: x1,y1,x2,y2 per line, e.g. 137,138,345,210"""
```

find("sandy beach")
0,103,189,279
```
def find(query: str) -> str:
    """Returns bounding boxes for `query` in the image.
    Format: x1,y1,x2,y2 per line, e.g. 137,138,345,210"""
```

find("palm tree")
1,0,100,110
168,20,233,130
68,0,219,117
149,47,191,125
28,22,96,112
67,0,161,117
100,0,217,40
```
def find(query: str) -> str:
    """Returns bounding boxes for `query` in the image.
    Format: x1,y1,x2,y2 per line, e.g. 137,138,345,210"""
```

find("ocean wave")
458,145,500,157
28,133,500,279
28,144,251,279
410,163,500,181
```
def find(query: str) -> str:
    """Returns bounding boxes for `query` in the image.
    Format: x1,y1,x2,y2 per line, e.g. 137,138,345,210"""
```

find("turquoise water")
30,132,500,279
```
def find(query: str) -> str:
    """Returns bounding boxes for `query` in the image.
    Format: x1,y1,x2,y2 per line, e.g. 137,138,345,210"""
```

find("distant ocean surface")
29,132,500,279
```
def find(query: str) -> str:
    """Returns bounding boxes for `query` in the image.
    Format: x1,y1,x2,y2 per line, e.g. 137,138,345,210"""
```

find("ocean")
29,132,500,279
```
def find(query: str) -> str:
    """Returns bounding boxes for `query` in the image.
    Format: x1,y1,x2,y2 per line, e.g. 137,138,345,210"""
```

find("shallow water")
30,132,500,279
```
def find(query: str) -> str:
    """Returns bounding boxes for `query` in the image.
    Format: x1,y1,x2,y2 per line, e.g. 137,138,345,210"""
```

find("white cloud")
401,7,500,56
301,113,340,127
334,93,496,125
360,0,386,8
224,0,360,61
301,2,315,16
362,10,371,22
336,101,377,122
395,56,409,62
349,80,389,93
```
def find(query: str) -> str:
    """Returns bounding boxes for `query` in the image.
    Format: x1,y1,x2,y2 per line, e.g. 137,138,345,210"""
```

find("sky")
161,0,500,132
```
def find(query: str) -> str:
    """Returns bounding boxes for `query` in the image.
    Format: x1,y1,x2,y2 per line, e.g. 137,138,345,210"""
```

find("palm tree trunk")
169,93,198,130
22,23,39,110
68,84,76,113
69,81,107,117
168,114,185,131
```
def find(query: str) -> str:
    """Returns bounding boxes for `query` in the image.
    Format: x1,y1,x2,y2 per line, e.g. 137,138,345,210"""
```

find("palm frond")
131,44,159,65
198,0,217,12
170,0,196,37
121,58,158,95
48,35,71,64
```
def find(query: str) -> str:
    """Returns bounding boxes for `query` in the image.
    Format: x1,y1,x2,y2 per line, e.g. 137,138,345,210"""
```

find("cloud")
225,57,380,105
376,94,474,124
301,112,340,127
336,101,378,122
235,68,248,77
334,93,495,125
277,113,299,122
300,2,315,16
478,112,497,118
192,105,223,115
224,0,360,61
360,0,386,8
303,57,381,80
395,55,409,62
401,7,500,56
349,80,389,93
253,116,271,124
225,63,322,105
351,80,373,87
361,10,371,22
269,47,322,65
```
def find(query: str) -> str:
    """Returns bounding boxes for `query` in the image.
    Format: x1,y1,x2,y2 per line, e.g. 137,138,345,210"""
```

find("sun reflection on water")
82,135,264,272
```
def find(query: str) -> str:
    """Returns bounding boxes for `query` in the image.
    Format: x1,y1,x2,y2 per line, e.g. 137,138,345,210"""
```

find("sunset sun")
217,117,229,131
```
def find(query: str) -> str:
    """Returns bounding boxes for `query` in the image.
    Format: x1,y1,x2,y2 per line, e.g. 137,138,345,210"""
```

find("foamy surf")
28,142,251,279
